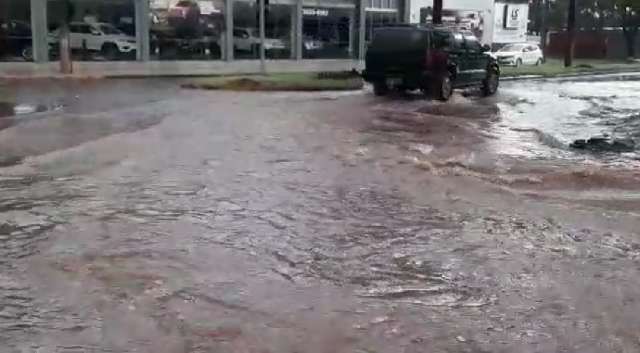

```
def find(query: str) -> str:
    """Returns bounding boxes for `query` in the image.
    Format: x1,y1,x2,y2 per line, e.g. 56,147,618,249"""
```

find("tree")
547,0,618,31
565,0,577,67
616,0,640,58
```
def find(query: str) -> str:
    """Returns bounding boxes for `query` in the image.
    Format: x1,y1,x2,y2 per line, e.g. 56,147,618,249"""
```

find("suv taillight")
426,49,448,70
424,49,432,69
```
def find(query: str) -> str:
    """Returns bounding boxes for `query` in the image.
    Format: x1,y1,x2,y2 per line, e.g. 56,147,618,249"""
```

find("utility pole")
259,0,266,74
540,0,549,50
564,0,576,67
433,0,443,24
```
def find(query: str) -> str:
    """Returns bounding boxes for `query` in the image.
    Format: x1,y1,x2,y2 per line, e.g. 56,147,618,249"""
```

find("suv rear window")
370,28,429,52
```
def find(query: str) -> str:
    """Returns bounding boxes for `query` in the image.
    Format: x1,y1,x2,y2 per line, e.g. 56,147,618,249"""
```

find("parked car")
233,27,287,52
302,36,324,52
492,43,544,67
363,25,499,101
54,22,136,60
0,20,33,61
168,0,201,37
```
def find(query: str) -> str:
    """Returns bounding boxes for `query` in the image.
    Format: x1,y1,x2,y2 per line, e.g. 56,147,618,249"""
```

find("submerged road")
1,77,640,353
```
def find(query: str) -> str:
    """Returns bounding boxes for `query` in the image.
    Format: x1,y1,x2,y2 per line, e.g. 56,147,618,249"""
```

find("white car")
492,43,544,67
232,27,287,52
65,22,136,59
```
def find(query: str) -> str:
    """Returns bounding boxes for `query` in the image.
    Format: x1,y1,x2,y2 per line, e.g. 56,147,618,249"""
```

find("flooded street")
495,73,640,167
1,77,640,353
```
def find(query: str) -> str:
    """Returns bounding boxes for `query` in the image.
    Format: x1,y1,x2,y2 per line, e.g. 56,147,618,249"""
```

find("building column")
357,0,366,61
225,0,234,61
30,0,49,63
135,0,150,61
290,6,296,59
402,0,411,23
294,0,303,60
348,12,354,57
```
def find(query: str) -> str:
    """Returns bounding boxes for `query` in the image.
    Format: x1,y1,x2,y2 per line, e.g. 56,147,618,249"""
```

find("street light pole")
259,0,266,74
433,0,443,24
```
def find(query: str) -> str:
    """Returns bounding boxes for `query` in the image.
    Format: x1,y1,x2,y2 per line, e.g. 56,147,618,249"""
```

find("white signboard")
303,8,329,17
198,1,221,15
504,5,522,29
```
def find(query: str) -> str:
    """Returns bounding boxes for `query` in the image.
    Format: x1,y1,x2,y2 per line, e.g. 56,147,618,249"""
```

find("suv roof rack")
376,23,455,31
378,23,420,28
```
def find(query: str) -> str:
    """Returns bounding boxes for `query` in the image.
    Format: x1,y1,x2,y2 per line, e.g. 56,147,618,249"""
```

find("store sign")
503,5,522,29
303,8,329,17
198,1,221,15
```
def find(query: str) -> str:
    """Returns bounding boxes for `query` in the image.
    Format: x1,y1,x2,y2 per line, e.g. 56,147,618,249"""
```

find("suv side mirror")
482,44,491,52
91,30,101,36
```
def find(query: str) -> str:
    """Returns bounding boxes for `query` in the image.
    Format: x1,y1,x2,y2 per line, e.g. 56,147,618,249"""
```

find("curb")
0,74,106,81
502,69,640,81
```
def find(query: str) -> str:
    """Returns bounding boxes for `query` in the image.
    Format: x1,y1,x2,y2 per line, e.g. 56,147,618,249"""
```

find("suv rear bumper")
362,70,437,86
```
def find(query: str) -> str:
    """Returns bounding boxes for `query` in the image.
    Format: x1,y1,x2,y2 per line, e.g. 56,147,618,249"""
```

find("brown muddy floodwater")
0,77,639,353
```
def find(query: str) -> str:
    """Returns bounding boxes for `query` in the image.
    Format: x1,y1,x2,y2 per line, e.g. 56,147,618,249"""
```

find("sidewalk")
501,58,640,79
0,59,363,79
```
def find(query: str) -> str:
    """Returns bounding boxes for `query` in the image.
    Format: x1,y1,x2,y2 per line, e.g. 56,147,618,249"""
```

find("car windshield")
99,25,122,35
499,44,525,52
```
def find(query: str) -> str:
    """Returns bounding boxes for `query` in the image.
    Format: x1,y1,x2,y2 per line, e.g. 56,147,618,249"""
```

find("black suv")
363,25,499,101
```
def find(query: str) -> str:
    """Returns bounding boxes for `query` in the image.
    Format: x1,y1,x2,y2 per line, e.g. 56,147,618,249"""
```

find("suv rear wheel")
482,68,499,96
373,81,389,96
433,74,453,101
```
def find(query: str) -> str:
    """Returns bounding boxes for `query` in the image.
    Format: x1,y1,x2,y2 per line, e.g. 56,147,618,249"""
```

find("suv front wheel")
482,68,499,96
373,81,389,96
433,74,453,101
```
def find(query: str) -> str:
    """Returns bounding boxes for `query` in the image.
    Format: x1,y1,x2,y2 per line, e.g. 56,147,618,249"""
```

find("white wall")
408,0,493,23
408,0,529,45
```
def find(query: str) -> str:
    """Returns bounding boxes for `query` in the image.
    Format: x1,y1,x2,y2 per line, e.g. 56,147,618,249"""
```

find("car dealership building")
0,0,528,76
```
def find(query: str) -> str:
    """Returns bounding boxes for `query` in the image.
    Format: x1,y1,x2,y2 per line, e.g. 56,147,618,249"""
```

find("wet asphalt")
1,77,640,353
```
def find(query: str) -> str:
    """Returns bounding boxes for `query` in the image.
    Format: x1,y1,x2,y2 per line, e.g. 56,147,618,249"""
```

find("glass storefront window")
0,0,33,61
47,0,136,61
150,0,225,60
233,0,259,59
302,6,354,59
265,3,293,59
234,1,294,60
